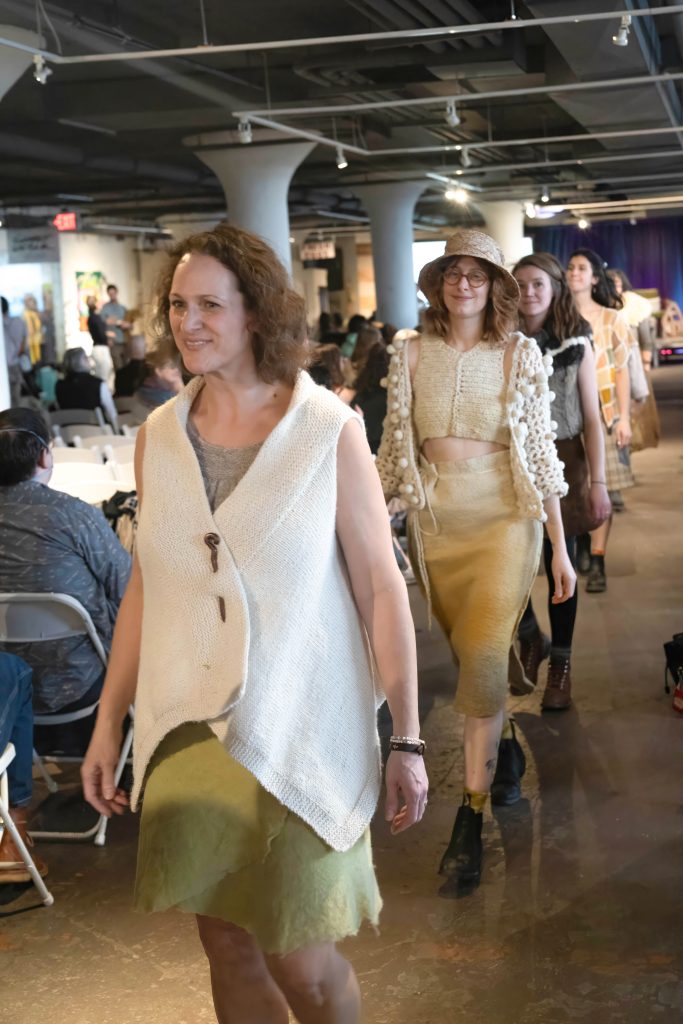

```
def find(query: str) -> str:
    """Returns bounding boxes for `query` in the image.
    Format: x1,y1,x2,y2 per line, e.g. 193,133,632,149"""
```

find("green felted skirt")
134,722,382,956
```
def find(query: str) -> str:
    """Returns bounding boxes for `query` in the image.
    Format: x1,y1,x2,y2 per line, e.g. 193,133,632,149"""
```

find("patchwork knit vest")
132,372,383,851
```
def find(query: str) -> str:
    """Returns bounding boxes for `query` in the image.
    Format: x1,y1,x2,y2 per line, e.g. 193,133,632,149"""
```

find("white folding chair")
51,447,104,466
63,424,114,445
51,408,106,429
0,593,134,846
121,423,139,438
48,462,118,486
0,744,54,906
78,434,134,452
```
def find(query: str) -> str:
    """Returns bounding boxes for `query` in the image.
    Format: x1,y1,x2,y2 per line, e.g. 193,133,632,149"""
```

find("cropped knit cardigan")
131,372,383,852
376,329,568,521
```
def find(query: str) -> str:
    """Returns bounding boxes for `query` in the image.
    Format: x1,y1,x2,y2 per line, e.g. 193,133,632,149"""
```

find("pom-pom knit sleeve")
374,330,425,509
509,335,568,504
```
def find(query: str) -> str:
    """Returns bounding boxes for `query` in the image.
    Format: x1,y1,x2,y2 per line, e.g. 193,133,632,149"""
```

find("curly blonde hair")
422,258,519,345
148,222,307,386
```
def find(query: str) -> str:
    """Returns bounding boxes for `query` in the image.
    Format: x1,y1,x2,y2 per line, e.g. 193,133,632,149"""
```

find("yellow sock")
463,788,488,814
501,717,513,741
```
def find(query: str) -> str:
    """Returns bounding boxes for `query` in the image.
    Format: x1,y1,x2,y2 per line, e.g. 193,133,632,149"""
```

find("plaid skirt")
603,420,634,491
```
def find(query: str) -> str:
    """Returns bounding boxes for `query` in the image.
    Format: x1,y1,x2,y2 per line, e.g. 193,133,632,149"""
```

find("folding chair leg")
94,719,134,847
33,749,59,794
0,795,54,906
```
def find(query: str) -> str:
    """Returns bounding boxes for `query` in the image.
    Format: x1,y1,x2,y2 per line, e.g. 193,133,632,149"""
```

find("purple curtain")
529,217,683,307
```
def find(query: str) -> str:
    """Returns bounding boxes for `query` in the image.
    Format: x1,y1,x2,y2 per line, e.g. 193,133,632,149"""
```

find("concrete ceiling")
1,1,683,238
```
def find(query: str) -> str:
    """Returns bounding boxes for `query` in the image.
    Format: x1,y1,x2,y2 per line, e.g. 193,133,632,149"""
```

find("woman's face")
514,265,555,322
441,256,491,321
566,255,596,296
609,272,623,296
168,253,253,377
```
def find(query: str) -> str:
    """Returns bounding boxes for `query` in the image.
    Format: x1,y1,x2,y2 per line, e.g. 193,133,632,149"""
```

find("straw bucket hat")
417,228,520,304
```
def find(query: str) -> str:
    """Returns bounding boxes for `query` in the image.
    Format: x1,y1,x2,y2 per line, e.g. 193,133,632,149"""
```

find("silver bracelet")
390,735,426,755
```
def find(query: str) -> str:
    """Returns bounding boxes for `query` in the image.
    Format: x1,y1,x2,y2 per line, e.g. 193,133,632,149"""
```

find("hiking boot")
0,807,48,884
491,720,526,806
519,630,551,687
541,656,572,710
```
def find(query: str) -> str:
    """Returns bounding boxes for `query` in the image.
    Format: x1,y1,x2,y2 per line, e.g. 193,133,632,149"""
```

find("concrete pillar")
191,141,314,273
0,26,43,407
356,183,425,330
334,236,360,319
476,201,528,265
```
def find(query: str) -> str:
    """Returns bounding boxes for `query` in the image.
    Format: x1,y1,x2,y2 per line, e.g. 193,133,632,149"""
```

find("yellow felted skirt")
134,722,382,955
410,450,542,717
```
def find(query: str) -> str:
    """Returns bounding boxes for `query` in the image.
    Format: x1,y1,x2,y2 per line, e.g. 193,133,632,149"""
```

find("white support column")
191,140,314,274
0,26,43,407
476,201,529,265
356,182,425,330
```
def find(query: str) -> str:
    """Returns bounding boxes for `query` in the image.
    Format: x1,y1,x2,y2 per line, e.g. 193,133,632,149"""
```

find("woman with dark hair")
308,342,355,402
513,253,611,711
567,249,632,593
377,229,574,891
81,223,427,1023
353,342,390,454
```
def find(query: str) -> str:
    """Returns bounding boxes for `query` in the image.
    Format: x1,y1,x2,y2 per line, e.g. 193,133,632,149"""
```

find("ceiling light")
578,217,590,229
335,146,348,170
236,119,252,144
540,189,550,203
460,147,471,169
32,54,52,85
445,188,468,204
445,99,461,128
612,14,631,47
525,202,537,219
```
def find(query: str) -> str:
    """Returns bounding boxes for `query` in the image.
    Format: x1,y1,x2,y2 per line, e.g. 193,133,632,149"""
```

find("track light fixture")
578,217,590,230
445,188,468,204
540,188,550,203
335,145,348,170
236,119,252,144
32,54,52,85
445,99,461,128
460,147,471,169
524,202,537,219
612,14,631,47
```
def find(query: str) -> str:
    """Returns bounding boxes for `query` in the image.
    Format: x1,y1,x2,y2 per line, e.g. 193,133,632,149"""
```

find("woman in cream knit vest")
81,223,427,1024
376,229,575,893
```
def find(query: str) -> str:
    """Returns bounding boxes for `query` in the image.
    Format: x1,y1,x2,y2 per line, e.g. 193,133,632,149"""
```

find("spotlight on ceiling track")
525,202,537,219
335,146,348,170
445,99,461,128
445,188,468,204
578,217,590,230
236,119,252,144
612,14,631,47
540,188,550,203
32,54,52,85
460,147,472,169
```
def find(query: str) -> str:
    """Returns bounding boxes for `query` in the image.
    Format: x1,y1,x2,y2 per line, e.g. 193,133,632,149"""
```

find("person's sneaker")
586,555,607,593
576,533,591,575
541,657,572,710
438,804,483,885
491,720,526,805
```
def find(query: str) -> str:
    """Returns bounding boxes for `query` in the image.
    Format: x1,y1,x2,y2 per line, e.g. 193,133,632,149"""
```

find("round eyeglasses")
442,267,489,288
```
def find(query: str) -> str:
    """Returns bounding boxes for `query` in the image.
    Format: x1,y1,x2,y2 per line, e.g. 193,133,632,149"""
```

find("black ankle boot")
577,533,591,575
438,804,483,884
491,721,526,806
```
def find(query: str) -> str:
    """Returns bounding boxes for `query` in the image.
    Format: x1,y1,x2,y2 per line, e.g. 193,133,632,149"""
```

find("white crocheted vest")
132,372,383,852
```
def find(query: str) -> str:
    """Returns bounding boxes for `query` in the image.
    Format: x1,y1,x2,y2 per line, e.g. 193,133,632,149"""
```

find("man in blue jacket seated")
0,407,131,753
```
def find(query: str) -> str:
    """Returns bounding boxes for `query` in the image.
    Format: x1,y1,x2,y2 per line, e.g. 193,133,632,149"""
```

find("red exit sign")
52,211,77,231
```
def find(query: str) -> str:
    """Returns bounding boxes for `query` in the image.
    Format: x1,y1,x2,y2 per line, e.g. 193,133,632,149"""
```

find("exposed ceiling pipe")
236,70,683,119
2,5,683,64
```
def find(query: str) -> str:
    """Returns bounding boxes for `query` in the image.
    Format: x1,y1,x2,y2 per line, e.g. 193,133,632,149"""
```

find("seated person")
0,653,47,883
128,359,183,424
114,334,148,398
55,347,118,429
0,408,131,746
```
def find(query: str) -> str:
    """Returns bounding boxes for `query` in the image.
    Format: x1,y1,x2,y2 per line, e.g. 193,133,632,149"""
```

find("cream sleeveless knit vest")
132,372,383,852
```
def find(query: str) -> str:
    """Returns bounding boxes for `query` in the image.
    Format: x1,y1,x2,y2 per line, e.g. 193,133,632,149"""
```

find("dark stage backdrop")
529,217,683,308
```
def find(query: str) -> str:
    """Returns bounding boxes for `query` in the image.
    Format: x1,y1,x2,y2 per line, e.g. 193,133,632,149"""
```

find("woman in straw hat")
376,228,575,891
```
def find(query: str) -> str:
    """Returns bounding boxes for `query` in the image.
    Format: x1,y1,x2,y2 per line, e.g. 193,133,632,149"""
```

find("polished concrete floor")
2,365,682,1024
